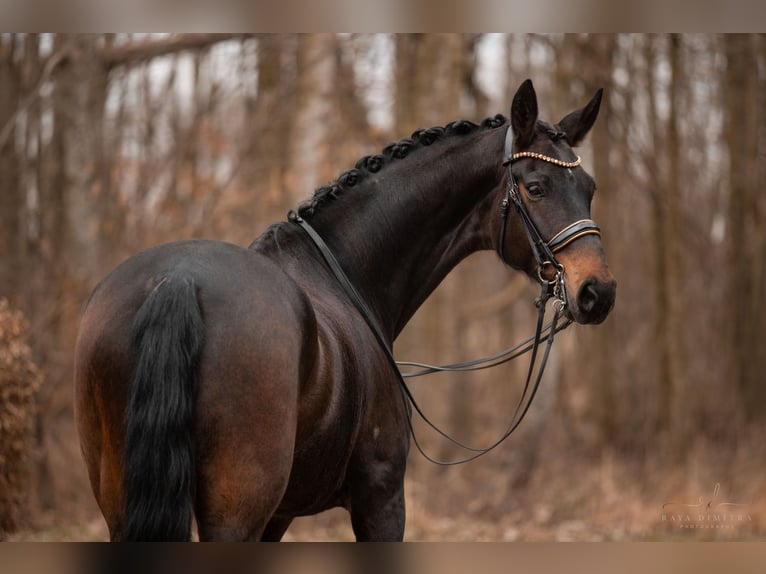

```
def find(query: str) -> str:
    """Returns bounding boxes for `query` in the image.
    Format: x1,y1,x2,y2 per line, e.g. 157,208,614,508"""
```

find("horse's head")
499,80,616,325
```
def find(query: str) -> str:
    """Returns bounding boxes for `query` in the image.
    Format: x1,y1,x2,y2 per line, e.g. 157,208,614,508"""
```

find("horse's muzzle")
572,276,616,324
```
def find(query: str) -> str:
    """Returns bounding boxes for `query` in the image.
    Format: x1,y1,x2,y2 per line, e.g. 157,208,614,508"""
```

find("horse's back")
74,239,317,539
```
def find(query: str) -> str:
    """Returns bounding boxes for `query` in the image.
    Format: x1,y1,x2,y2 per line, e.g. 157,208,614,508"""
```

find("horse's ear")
511,79,538,149
557,88,603,147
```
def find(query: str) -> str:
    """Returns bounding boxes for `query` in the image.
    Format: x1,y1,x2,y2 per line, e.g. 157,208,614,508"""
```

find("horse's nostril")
577,279,600,314
574,276,616,324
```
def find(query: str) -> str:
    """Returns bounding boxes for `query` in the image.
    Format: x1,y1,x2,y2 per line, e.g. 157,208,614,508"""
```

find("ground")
9,441,765,541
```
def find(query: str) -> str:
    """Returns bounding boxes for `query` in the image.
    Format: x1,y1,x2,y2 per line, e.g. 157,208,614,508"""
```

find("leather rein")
289,124,601,465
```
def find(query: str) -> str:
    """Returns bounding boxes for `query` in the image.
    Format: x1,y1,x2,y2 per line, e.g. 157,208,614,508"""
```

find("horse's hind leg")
198,484,293,542
194,450,293,541
74,317,132,541
193,404,297,542
192,368,298,541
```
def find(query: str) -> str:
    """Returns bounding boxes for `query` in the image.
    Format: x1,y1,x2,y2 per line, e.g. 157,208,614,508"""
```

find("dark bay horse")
74,79,616,541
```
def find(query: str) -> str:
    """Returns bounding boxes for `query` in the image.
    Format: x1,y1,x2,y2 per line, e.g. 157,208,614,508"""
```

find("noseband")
498,125,601,300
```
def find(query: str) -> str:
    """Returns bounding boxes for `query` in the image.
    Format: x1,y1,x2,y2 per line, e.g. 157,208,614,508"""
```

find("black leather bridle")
498,124,602,304
289,123,602,465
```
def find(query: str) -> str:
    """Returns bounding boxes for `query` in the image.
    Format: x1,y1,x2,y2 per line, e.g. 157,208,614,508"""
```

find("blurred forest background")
1,33,765,541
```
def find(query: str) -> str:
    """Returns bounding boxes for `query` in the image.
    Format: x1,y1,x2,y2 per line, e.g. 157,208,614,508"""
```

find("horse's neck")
313,128,506,339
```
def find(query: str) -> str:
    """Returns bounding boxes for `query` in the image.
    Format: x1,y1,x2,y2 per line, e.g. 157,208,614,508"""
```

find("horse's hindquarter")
74,240,318,536
75,238,408,537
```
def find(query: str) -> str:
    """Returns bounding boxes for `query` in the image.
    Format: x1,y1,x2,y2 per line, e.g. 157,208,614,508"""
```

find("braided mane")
295,114,508,218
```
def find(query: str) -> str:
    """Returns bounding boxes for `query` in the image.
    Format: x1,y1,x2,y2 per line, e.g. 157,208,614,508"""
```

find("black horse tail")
120,273,205,541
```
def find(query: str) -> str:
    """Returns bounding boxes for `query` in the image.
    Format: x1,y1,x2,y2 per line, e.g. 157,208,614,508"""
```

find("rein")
289,124,600,465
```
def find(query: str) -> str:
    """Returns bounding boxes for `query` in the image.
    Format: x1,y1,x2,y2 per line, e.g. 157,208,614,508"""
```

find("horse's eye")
525,182,545,198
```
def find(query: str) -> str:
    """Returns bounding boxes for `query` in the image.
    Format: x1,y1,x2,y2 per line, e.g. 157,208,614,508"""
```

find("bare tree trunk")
753,35,766,419
0,35,21,298
644,35,689,447
395,34,465,132
644,35,673,436
582,34,618,446
52,34,109,282
664,34,690,445
288,34,340,205
243,34,297,224
725,34,764,422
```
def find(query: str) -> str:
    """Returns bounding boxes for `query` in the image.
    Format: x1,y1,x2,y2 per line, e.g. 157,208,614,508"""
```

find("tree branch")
0,48,70,149
101,34,252,69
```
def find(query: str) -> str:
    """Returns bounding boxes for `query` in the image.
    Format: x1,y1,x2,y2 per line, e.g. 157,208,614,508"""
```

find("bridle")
498,124,601,304
289,123,603,465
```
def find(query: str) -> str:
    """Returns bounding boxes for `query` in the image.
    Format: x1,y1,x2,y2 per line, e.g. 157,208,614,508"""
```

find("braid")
294,114,508,218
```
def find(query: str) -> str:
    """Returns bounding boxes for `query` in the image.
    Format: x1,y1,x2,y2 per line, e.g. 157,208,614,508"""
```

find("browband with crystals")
511,151,582,168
